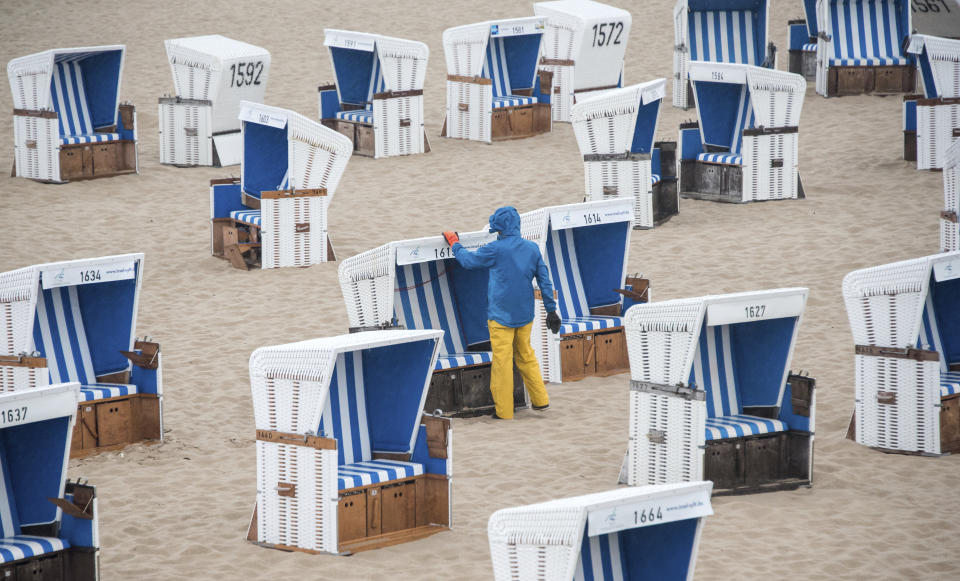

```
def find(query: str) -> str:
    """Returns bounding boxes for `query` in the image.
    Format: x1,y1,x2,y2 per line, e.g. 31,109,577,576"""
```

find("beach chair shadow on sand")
246,330,452,555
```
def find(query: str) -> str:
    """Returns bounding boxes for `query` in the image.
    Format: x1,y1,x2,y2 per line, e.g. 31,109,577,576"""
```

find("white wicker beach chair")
944,141,960,253
209,101,353,270
571,80,678,229
320,30,428,158
8,45,138,183
442,17,553,142
533,0,631,123
488,482,713,581
159,35,270,167
0,383,101,579
678,62,806,203
247,330,452,555
814,0,913,97
901,35,960,170
338,230,532,416
0,254,163,458
519,199,641,384
672,0,775,109
623,288,815,494
787,0,820,80
843,251,960,455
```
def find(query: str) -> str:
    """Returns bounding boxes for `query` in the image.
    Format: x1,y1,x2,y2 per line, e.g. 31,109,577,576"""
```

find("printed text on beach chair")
160,35,270,167
787,0,821,79
210,101,352,269
572,80,678,229
679,62,805,203
442,17,552,142
843,252,960,455
624,288,815,494
520,199,636,383
488,483,713,581
0,255,163,458
248,330,452,555
8,45,138,182
902,35,960,170
534,0,632,122
320,30,429,158
672,0,774,109
0,384,101,579
814,0,913,97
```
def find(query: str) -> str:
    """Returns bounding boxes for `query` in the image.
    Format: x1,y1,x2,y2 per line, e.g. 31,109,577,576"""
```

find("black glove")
546,311,561,334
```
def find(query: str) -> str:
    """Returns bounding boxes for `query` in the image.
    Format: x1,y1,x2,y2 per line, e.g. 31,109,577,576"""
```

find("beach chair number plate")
229,61,264,88
0,407,27,425
551,202,632,230
590,22,624,47
933,257,960,282
41,260,137,289
587,489,713,535
707,294,805,325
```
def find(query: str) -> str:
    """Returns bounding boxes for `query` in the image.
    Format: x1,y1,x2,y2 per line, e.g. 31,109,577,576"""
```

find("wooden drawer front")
95,399,132,446
940,395,960,453
491,110,510,140
744,434,784,487
337,490,367,543
366,487,382,537
582,334,597,377
59,146,91,181
560,336,585,382
16,553,64,581
595,330,628,376
704,440,743,490
356,125,375,157
460,366,494,409
509,107,533,137
381,481,416,534
78,404,98,450
92,142,122,174
425,371,460,414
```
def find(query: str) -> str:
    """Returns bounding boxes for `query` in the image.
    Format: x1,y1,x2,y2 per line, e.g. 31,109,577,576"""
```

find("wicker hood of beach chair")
622,288,816,495
0,254,163,458
571,80,678,229
902,35,960,170
159,35,270,167
246,330,452,555
8,45,138,183
843,251,960,456
488,482,713,581
533,0,632,123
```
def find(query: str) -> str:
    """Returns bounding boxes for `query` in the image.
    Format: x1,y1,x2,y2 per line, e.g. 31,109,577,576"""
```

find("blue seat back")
51,61,94,138
546,228,590,320
32,287,97,385
688,7,765,66
574,529,627,581
330,46,386,109
242,122,289,197
693,81,755,154
484,37,514,98
483,33,541,98
689,324,741,417
0,447,20,538
827,0,906,63
318,351,371,465
394,262,468,356
918,276,960,374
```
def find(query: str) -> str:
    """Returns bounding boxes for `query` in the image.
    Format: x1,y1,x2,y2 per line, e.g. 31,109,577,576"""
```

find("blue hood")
489,207,521,238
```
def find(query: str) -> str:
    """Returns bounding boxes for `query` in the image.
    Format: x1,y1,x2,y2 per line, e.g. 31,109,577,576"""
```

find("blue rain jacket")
452,206,557,327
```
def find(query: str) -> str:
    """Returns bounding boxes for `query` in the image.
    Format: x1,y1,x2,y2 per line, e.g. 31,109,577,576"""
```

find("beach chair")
442,17,553,142
787,0,820,79
159,35,270,167
944,141,960,253
338,230,530,416
672,0,775,109
488,482,713,581
519,199,642,384
246,330,452,555
843,251,960,455
571,80,679,229
814,0,913,97
901,35,960,170
679,62,806,203
0,383,101,580
209,101,352,270
623,289,816,494
8,45,137,183
0,254,163,458
319,30,429,158
533,0,631,123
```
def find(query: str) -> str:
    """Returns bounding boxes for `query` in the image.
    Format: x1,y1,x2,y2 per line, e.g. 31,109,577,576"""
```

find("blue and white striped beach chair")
844,251,960,455
489,482,713,581
8,45,138,183
443,17,553,142
0,384,101,579
944,141,960,253
814,0,912,96
0,254,163,458
672,0,775,109
902,35,960,170
320,30,429,158
248,330,452,555
788,0,821,79
210,101,353,269
624,288,816,494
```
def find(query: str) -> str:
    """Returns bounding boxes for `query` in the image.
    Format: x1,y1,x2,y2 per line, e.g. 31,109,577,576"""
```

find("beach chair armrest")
117,103,136,140
318,84,341,120
57,482,99,549
778,373,816,432
679,125,702,160
211,180,245,219
788,22,809,51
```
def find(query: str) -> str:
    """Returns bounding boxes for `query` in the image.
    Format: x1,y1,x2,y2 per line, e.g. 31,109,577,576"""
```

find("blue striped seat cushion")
0,536,69,564
337,459,424,490
574,527,626,581
827,0,906,68
942,373,960,397
435,352,492,370
230,210,261,226
651,174,661,185
698,152,743,166
493,96,537,108
335,109,374,124
61,133,121,145
79,383,137,402
705,414,788,441
560,316,622,336
802,43,818,52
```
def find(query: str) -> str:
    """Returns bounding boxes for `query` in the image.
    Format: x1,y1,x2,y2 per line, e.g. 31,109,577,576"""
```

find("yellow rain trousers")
488,320,549,419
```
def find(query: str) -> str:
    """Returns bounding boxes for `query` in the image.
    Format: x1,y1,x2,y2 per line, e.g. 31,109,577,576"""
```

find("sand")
1,0,958,578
